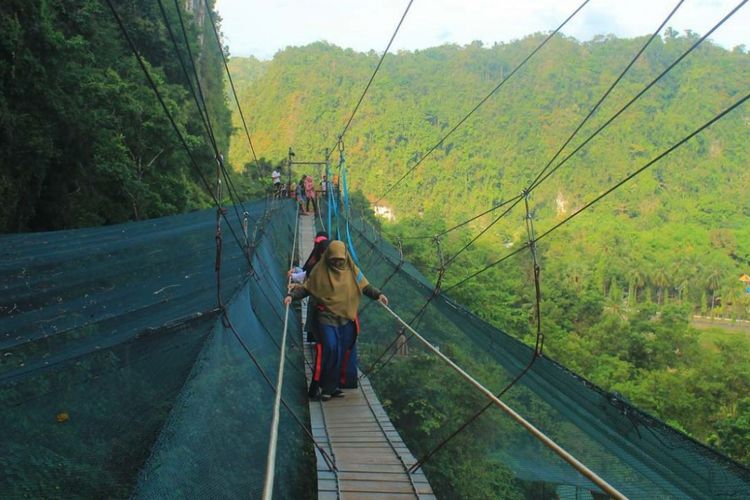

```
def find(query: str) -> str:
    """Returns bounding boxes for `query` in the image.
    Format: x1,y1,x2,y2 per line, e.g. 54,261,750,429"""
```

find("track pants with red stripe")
313,321,358,394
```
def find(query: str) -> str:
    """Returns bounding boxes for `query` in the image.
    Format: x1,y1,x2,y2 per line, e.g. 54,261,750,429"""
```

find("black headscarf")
302,231,329,273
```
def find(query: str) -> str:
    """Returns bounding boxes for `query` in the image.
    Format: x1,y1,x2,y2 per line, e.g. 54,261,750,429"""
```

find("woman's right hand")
283,295,292,306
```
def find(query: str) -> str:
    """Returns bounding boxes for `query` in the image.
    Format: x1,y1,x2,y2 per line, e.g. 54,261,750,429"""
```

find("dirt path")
691,315,750,335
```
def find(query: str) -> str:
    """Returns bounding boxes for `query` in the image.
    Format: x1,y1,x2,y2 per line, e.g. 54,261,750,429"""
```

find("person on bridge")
285,240,387,401
271,168,281,196
304,175,317,215
295,176,307,214
288,231,330,346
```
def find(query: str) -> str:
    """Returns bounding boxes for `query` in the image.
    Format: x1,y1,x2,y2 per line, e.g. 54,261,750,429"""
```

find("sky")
214,0,750,60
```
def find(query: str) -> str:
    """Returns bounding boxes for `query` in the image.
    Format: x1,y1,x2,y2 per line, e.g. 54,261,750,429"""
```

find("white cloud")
215,0,750,59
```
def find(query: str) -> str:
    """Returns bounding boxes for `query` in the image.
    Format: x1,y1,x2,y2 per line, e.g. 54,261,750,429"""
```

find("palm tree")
723,286,743,320
653,267,669,305
627,268,645,308
705,269,722,317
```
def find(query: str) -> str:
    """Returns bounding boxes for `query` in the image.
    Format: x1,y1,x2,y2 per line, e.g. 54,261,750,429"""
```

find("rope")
203,0,265,179
527,0,747,194
158,0,252,233
374,0,592,204
401,0,690,257
400,194,524,240
105,0,254,272
326,0,415,160
400,0,686,244
262,203,300,500
340,154,364,276
360,237,445,381
445,89,750,291
442,196,524,267
221,310,338,475
409,192,546,471
358,237,404,316
359,375,423,499
311,386,342,499
436,0,748,293
376,301,626,499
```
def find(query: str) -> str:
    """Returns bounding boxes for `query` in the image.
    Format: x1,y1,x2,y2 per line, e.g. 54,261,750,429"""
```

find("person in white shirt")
271,169,281,195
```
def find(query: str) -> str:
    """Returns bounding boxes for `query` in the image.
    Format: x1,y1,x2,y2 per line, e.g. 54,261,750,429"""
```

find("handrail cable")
526,0,686,190
262,204,300,500
203,0,265,178
377,301,626,499
325,0,415,160
401,194,523,240
401,0,685,242
105,0,252,270
408,192,545,472
444,89,750,293
171,0,253,218
373,0,592,204
360,237,446,381
108,6,331,473
527,0,747,194
156,0,248,229
437,0,690,270
222,313,338,474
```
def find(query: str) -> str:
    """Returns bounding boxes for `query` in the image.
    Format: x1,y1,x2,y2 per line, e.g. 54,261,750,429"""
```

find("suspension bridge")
2,0,750,498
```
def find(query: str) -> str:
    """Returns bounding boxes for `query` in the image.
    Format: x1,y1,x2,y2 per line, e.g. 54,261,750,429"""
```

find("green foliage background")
2,1,749,492
228,34,750,468
0,0,234,232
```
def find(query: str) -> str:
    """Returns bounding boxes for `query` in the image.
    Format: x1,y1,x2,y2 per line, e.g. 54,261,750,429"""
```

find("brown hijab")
304,240,368,321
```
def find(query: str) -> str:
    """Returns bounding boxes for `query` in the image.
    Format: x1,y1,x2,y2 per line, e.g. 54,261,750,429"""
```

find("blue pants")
314,321,358,394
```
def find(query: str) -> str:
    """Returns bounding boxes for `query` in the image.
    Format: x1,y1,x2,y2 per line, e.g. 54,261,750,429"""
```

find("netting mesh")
4,193,749,499
0,199,314,499
343,208,750,499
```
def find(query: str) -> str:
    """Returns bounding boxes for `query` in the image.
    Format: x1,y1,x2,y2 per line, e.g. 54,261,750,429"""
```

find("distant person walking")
304,175,317,215
296,175,307,214
285,241,388,400
271,168,281,196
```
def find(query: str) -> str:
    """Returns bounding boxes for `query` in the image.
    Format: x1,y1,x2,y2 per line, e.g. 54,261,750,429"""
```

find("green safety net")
0,199,315,499
338,207,750,499
3,194,750,499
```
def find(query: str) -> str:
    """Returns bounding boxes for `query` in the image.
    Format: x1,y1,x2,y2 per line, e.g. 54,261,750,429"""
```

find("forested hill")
228,35,750,316
228,36,750,465
230,36,748,225
0,0,232,232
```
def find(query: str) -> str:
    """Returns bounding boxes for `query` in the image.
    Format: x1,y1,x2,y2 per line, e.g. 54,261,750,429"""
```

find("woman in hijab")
285,241,388,400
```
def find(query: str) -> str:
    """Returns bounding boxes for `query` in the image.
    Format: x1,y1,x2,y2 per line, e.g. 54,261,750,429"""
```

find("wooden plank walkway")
297,213,435,500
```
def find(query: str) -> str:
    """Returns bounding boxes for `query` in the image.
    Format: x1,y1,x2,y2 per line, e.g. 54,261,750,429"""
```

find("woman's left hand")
378,294,389,306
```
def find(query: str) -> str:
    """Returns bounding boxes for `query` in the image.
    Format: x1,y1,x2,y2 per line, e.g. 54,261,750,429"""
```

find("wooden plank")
341,491,434,500
339,480,418,494
337,464,412,474
337,471,431,484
